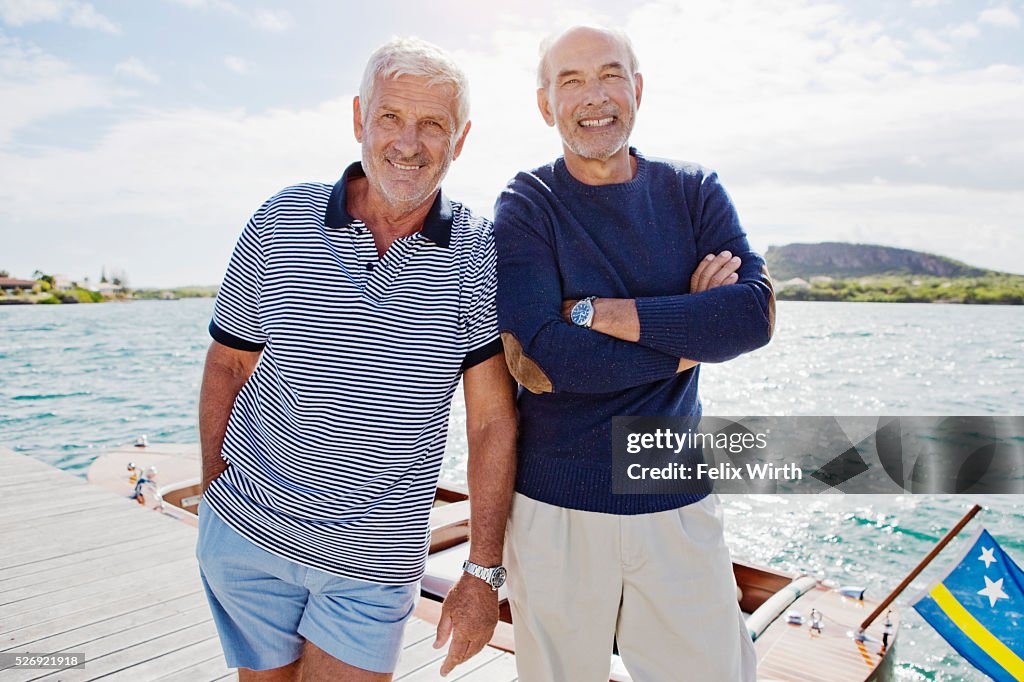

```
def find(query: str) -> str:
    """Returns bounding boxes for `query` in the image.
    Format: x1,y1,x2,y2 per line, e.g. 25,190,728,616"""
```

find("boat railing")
745,575,819,642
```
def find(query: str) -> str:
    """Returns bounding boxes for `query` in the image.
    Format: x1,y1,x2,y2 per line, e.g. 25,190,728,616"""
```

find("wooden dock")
0,448,517,681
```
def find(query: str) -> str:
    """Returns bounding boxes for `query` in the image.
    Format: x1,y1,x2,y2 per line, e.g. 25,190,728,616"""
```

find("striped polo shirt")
205,162,501,584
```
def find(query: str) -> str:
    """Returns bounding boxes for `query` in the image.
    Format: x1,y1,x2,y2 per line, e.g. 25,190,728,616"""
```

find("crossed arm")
561,250,745,367
495,211,774,395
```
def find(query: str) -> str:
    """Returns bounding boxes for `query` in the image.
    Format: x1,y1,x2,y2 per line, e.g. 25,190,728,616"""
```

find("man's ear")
452,120,472,161
353,96,364,142
634,72,644,110
537,88,556,127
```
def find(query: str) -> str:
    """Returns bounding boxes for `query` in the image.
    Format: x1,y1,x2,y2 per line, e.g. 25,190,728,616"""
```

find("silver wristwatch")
462,560,507,591
570,296,597,328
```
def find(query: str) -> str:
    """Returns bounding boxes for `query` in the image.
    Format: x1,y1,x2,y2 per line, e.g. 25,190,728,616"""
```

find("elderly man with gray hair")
494,25,772,681
197,37,516,681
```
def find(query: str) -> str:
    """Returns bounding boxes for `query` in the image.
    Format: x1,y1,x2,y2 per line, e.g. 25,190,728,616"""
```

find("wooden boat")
88,443,899,682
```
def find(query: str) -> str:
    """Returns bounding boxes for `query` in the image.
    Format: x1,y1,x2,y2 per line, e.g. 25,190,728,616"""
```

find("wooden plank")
0,556,200,617
0,536,196,602
149,638,234,675
0,449,229,680
392,637,447,679
0,472,72,490
83,631,226,681
25,621,220,682
0,489,140,524
0,504,188,555
1,584,205,648
0,482,98,506
0,534,157,583
1,510,194,568
151,651,235,682
456,652,519,682
2,596,211,659
399,647,506,682
0,454,55,473
0,534,194,593
0,496,137,529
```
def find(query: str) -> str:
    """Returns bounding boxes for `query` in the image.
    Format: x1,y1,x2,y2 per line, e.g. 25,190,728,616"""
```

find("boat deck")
0,448,517,681
753,585,894,682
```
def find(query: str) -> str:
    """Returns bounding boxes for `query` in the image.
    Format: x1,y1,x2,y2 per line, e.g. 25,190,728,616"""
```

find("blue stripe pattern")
205,170,499,584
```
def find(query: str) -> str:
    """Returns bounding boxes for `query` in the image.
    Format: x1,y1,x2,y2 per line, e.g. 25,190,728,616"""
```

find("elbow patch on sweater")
500,332,553,394
762,264,776,340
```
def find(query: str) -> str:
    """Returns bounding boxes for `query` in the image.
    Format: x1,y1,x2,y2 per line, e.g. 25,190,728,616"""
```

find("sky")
1,0,1022,287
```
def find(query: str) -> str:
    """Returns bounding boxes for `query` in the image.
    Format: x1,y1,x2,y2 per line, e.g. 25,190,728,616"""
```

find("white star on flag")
978,546,997,569
977,576,1009,608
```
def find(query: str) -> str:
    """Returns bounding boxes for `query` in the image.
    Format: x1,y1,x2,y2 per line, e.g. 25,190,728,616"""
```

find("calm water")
2,299,1022,681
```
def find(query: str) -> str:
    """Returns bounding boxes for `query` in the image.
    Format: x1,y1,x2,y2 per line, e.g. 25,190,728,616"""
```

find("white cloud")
115,57,160,84
0,99,358,286
251,8,291,32
735,181,1024,275
912,27,952,53
165,0,292,31
0,0,119,32
223,55,248,74
0,33,113,143
2,0,1023,286
452,0,1024,273
978,6,1020,28
947,22,981,40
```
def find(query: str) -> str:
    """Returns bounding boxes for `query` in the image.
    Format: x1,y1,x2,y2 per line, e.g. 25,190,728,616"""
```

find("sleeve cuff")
627,347,684,386
635,296,689,354
209,320,266,352
461,337,503,373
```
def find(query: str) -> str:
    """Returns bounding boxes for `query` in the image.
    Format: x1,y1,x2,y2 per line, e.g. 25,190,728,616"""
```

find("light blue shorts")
195,499,418,672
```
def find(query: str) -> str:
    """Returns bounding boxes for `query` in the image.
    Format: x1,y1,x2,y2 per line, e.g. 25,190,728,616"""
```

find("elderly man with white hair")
197,37,516,681
494,25,773,681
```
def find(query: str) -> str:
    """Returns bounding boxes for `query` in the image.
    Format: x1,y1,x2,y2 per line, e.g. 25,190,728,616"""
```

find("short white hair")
359,36,470,135
536,26,640,89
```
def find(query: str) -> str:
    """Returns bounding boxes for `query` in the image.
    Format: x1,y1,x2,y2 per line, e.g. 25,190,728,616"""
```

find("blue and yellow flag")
911,528,1024,682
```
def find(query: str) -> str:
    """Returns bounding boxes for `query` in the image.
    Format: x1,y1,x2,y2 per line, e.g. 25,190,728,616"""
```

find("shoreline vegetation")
775,274,1024,304
3,242,1023,305
0,284,217,305
767,242,1024,304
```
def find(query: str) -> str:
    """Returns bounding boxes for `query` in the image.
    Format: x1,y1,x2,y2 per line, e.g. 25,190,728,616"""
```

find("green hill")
765,242,990,280
765,243,1023,304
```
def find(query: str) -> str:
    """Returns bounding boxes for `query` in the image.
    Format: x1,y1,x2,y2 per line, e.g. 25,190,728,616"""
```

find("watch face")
491,566,507,588
570,300,591,326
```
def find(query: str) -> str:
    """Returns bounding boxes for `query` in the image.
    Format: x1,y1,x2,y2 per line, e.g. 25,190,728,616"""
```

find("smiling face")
354,74,469,211
538,27,642,163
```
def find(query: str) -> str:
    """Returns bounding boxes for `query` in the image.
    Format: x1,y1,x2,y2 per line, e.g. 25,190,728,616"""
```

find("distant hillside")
765,242,992,281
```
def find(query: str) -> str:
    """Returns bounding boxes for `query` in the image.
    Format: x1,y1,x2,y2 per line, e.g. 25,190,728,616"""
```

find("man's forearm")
461,354,518,566
497,211,682,395
588,300,696,373
586,251,743,344
466,415,517,566
198,342,260,492
590,297,640,342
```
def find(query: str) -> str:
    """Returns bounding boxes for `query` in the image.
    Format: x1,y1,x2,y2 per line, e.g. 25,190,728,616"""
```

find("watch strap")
462,560,505,590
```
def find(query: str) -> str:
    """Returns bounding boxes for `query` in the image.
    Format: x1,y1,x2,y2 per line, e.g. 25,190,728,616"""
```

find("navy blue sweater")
493,150,775,514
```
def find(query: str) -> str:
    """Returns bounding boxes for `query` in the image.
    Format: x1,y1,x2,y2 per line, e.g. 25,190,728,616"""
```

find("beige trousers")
505,493,757,682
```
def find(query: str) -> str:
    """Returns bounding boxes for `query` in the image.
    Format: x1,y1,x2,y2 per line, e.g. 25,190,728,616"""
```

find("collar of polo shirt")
323,161,453,248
